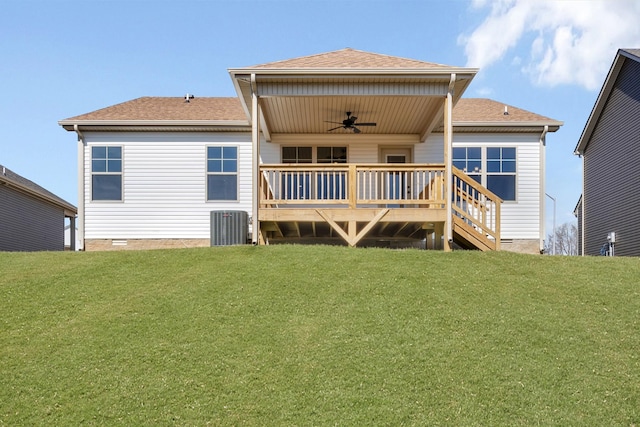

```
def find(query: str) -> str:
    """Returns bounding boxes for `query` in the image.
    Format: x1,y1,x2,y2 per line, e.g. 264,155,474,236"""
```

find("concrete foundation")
84,239,210,251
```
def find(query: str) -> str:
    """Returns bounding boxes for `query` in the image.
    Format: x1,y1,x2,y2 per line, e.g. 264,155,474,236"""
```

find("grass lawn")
1,246,639,425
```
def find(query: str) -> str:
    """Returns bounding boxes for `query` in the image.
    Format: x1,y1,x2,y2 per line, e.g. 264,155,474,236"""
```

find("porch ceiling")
260,94,445,135
231,74,475,141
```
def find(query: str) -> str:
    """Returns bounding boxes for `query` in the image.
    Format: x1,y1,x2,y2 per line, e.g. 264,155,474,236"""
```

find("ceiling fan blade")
324,121,344,124
355,122,376,126
327,126,344,132
352,127,362,134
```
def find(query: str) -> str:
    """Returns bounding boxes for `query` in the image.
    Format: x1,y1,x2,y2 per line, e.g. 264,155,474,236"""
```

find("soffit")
230,49,477,140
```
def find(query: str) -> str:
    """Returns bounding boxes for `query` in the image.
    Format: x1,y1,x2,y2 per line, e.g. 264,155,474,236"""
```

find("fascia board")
59,120,250,130
229,68,478,78
229,72,253,119
454,121,563,129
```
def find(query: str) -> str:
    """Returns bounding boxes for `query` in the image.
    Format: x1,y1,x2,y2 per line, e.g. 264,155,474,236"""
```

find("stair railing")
451,166,502,250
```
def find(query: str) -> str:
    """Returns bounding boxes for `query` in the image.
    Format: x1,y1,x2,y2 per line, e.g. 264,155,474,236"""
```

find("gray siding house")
0,164,77,251
574,49,640,256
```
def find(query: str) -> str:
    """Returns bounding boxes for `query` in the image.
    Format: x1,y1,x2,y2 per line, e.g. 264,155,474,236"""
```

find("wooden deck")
257,164,501,249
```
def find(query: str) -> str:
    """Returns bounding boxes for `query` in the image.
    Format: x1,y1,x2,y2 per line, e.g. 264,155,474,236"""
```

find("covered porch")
229,48,500,250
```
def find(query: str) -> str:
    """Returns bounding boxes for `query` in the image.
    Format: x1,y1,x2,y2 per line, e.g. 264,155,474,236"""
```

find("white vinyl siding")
262,133,542,241
452,133,542,240
81,131,542,243
83,132,252,239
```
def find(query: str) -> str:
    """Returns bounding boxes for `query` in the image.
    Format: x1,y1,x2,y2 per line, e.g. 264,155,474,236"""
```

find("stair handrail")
451,166,502,249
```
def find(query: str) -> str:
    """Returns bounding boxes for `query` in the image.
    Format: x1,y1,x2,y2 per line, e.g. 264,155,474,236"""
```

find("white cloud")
459,0,640,90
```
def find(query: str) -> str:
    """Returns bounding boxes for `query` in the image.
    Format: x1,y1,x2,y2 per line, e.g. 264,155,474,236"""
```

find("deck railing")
260,164,446,208
259,163,502,249
451,166,502,246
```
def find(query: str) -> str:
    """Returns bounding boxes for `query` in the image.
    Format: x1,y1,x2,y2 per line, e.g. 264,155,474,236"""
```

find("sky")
2,0,639,238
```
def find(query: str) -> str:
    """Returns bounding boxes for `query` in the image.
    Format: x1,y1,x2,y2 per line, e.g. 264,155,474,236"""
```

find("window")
453,146,516,201
317,146,347,163
282,147,312,163
487,147,516,201
92,146,122,201
453,147,481,184
281,146,347,164
207,146,238,201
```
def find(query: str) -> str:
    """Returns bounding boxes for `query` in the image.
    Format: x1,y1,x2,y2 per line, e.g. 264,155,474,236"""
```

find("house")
0,164,77,251
574,48,640,256
59,49,561,253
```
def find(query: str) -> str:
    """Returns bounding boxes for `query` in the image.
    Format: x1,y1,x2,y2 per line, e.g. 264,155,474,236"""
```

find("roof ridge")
236,48,455,70
247,48,355,68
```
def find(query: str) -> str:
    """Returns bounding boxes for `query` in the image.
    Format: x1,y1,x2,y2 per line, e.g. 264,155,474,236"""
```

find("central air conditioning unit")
210,211,248,246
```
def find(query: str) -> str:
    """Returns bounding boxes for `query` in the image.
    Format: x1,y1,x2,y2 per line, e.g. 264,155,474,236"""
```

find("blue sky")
2,0,639,237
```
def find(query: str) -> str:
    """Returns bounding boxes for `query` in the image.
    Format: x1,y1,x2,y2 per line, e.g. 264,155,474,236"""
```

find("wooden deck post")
251,74,260,245
349,164,357,209
443,74,456,252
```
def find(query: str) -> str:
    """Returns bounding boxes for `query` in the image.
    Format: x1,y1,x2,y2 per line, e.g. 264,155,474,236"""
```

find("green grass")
1,246,639,426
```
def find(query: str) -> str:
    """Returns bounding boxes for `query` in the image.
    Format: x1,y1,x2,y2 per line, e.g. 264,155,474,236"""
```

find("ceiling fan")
326,112,376,133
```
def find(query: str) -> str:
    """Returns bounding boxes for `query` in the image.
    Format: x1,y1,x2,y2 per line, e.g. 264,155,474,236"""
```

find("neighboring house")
59,48,561,253
64,224,81,251
574,48,640,256
0,164,77,251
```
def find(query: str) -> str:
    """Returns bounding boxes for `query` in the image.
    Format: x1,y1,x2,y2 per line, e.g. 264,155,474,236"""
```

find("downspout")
74,124,85,250
444,73,456,250
250,74,260,245
581,159,585,256
539,125,548,253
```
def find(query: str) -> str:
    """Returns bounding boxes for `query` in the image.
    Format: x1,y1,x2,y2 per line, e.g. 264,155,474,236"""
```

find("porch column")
74,125,85,251
443,74,456,251
69,215,76,251
251,73,260,245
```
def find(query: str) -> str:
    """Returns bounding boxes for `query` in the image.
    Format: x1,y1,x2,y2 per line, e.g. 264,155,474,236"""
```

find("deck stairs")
450,166,502,251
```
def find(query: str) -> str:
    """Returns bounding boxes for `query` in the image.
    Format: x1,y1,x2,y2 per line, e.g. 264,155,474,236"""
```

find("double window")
453,146,516,201
207,146,238,201
91,146,122,201
282,146,347,164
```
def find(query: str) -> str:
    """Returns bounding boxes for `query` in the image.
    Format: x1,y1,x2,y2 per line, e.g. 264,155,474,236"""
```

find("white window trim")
90,145,123,203
453,145,518,202
206,144,240,202
281,145,349,163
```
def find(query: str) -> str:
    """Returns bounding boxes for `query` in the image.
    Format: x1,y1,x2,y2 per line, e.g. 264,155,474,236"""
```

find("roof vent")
503,105,509,115
185,93,195,103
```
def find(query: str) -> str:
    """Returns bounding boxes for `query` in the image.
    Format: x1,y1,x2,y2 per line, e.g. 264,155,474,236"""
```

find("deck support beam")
317,208,389,247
